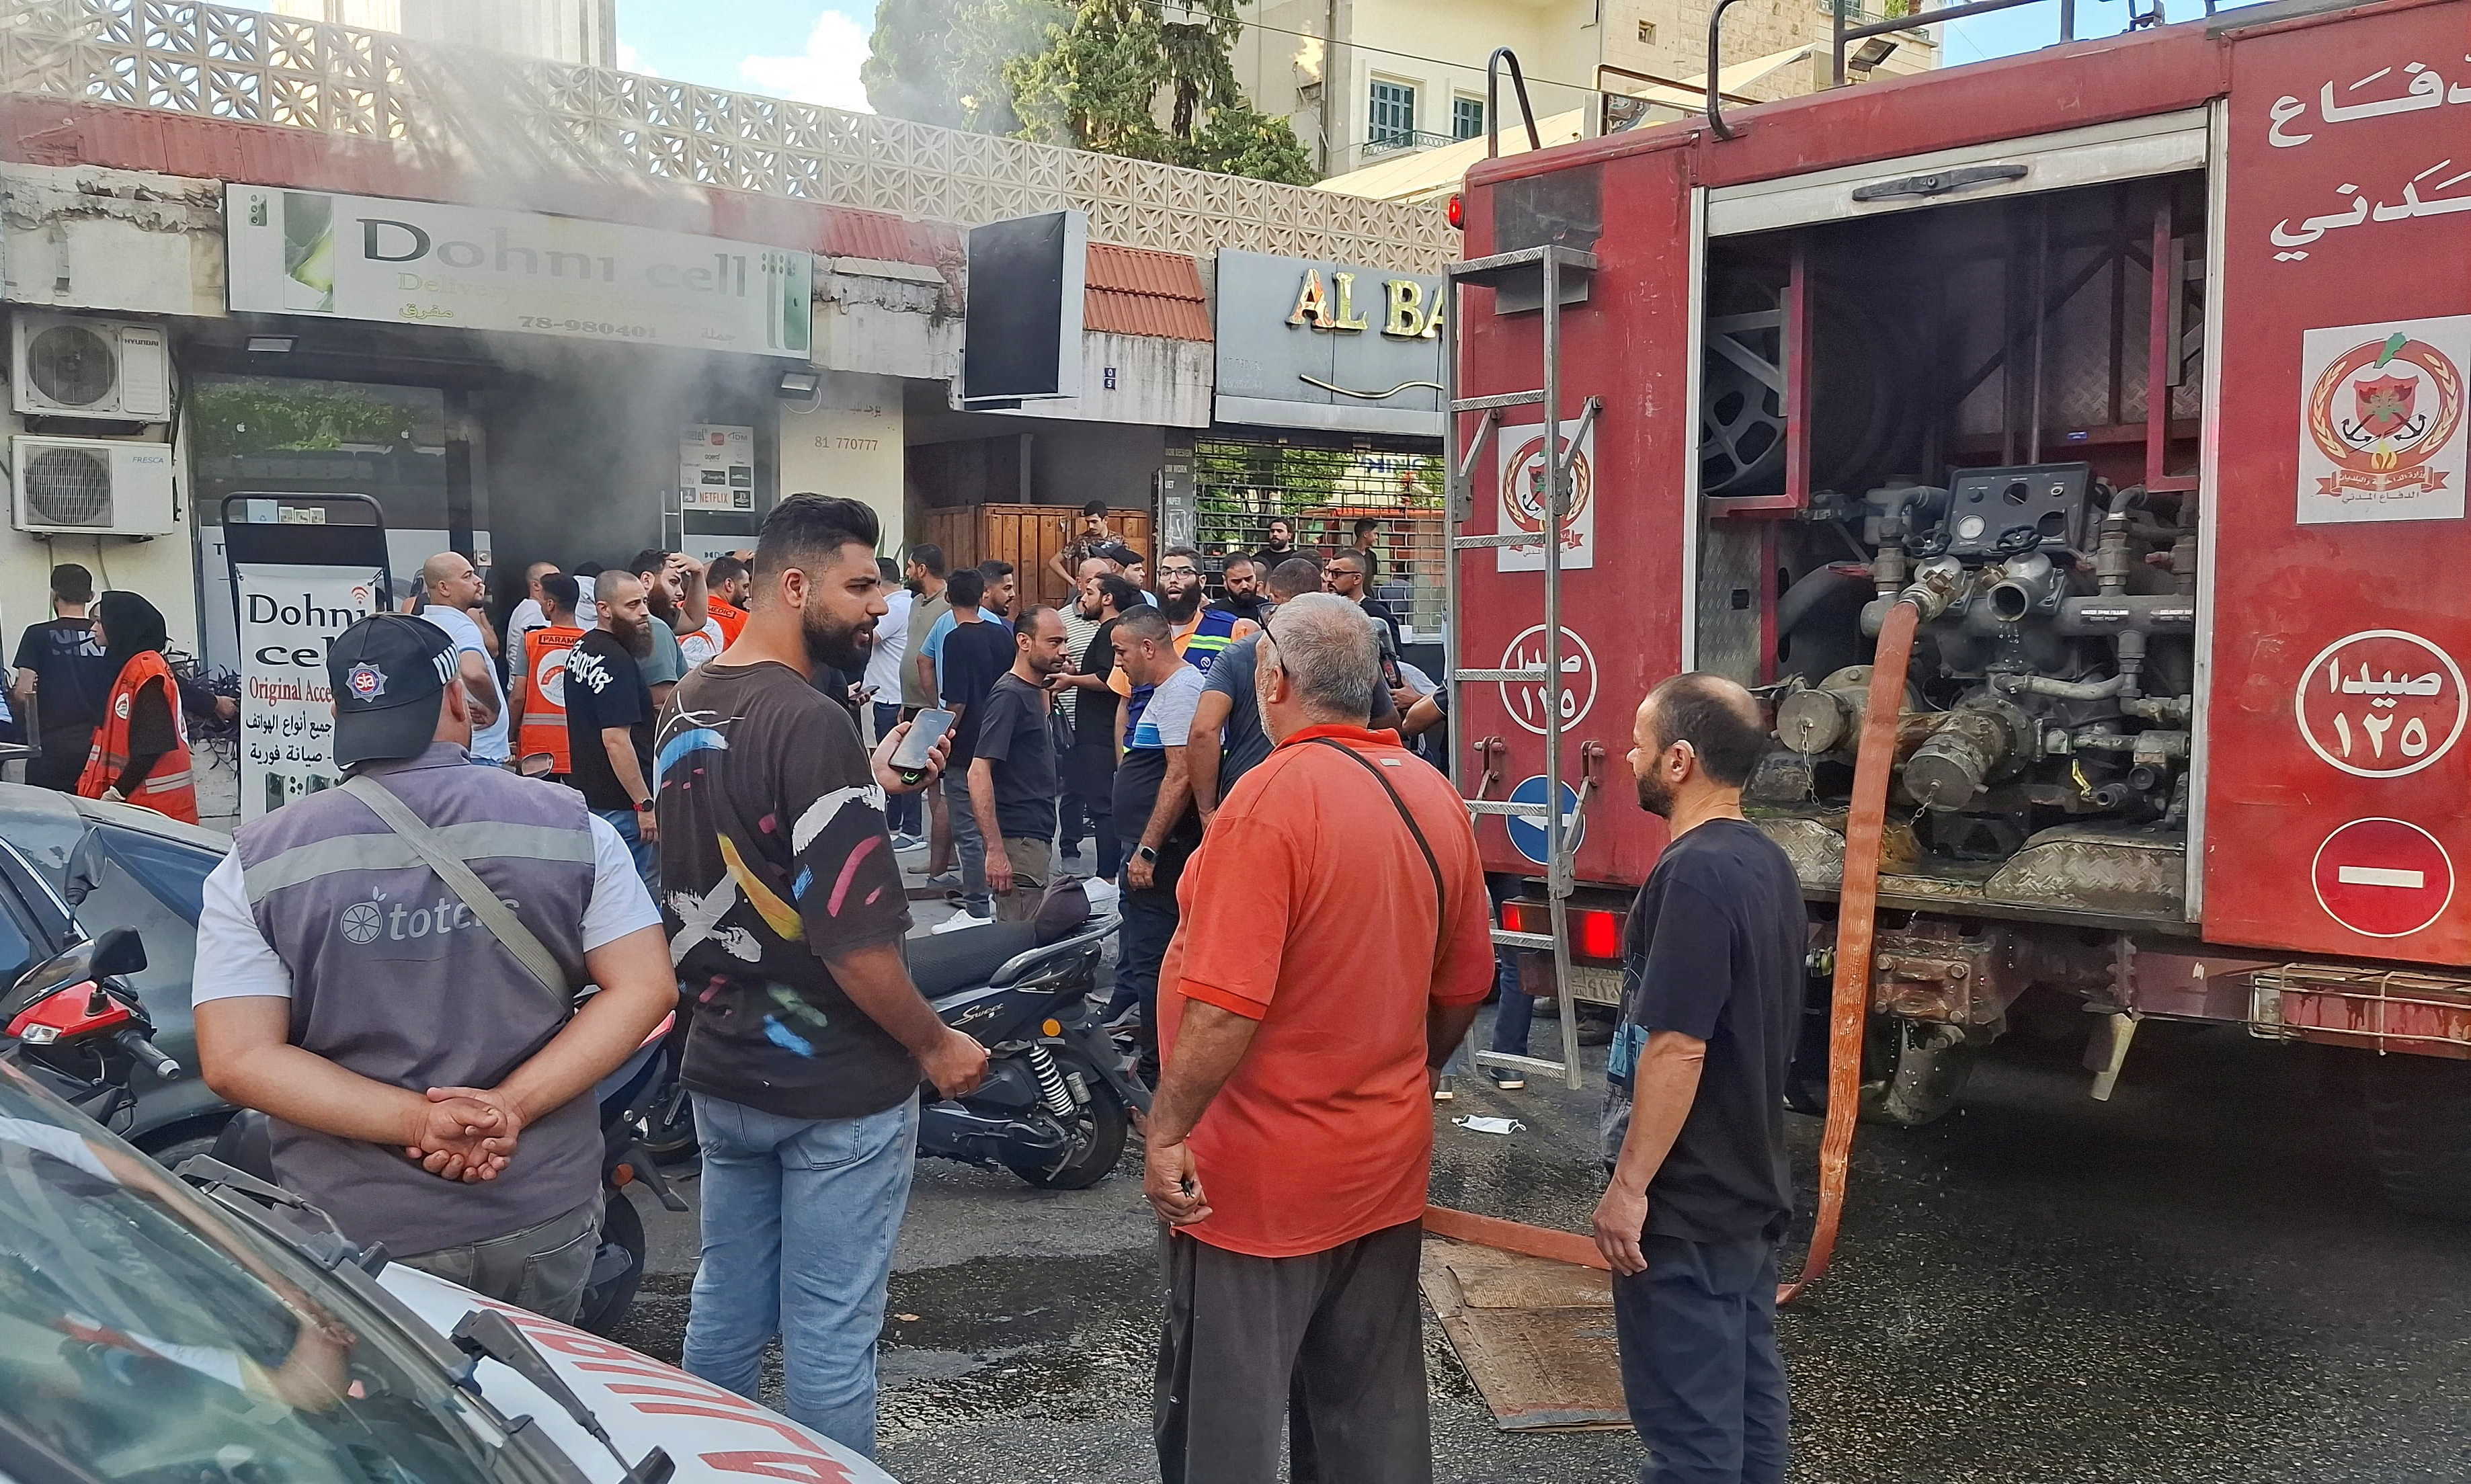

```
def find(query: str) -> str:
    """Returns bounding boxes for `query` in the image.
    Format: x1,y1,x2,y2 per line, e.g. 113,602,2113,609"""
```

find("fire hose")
1778,577,1945,1305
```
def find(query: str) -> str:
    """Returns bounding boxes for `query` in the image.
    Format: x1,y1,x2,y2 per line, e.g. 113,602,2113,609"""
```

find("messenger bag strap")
339,772,571,1001
1302,738,1447,951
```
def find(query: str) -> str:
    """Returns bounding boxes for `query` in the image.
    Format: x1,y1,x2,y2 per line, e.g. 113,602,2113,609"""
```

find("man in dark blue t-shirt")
1594,673,1806,1484
9,564,116,790
935,569,1019,923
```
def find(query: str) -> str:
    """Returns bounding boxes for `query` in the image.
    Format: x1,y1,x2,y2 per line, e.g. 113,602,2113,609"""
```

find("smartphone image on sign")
892,708,956,784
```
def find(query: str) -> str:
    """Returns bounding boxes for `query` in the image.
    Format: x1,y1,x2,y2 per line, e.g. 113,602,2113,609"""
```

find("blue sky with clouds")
615,1,877,110
611,0,2282,108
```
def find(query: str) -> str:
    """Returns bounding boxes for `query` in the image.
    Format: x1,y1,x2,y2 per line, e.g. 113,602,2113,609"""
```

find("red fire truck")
1444,0,2471,1220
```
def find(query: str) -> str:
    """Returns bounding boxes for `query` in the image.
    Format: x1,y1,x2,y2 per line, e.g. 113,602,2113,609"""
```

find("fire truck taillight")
1500,901,1624,964
1447,193,1464,230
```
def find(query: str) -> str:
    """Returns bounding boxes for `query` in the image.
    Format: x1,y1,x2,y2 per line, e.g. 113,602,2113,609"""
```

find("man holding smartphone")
653,495,983,1458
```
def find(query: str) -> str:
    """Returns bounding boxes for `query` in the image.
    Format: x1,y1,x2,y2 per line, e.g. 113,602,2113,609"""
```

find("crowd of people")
18,493,1808,1484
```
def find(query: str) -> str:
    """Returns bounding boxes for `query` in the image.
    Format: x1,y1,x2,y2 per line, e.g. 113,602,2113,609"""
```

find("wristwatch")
1135,844,1159,863
634,799,655,813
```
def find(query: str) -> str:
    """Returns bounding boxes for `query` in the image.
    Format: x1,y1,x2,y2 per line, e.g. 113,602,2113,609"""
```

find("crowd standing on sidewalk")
42,499,1806,1483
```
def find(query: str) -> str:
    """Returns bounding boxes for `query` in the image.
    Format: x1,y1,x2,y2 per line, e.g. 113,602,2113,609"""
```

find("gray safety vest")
232,741,600,1255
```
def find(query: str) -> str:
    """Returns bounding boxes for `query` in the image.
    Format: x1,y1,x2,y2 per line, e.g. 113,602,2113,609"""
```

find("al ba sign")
1214,249,1444,436
227,187,813,358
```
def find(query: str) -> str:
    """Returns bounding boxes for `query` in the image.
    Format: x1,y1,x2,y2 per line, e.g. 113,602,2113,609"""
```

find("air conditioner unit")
11,437,176,536
11,313,171,420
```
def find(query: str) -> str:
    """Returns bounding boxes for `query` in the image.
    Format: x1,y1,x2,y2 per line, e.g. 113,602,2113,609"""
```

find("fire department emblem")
2299,317,2471,524
1495,423,1598,573
346,663,386,700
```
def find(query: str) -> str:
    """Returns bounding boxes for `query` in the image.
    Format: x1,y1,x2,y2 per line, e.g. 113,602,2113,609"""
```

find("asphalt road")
606,986,2471,1484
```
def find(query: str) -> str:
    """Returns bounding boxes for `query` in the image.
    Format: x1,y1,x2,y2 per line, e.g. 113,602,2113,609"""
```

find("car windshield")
0,1061,510,1484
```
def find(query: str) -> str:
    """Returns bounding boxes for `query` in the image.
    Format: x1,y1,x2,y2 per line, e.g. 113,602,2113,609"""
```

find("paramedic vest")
1180,607,1246,677
231,743,600,1255
519,625,585,775
77,650,197,824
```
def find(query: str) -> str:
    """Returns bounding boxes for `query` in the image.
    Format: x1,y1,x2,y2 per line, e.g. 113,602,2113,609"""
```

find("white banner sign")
226,186,814,358
237,565,384,821
1496,421,1599,572
2297,314,2470,526
681,423,756,510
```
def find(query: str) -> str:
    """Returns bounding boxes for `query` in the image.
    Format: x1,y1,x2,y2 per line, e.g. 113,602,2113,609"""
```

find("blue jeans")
1114,875,1180,1087
1613,1233,1789,1484
945,770,991,915
683,1094,921,1459
871,704,922,837
596,808,658,901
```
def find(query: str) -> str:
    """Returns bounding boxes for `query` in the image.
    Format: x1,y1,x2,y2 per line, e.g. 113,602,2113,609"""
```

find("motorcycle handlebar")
114,1029,180,1081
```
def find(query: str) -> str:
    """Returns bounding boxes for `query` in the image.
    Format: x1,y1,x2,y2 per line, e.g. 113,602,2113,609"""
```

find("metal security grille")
1190,438,1447,643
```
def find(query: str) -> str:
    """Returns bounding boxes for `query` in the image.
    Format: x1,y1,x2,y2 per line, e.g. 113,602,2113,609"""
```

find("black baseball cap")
329,614,458,769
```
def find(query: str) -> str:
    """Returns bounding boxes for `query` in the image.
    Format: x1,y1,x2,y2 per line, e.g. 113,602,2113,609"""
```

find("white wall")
777,372,907,554
1,164,219,660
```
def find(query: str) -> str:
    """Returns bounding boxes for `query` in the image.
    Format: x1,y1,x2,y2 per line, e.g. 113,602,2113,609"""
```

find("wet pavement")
610,994,2471,1484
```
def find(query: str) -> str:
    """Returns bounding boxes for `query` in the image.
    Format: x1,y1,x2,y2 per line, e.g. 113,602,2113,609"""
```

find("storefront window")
188,376,467,669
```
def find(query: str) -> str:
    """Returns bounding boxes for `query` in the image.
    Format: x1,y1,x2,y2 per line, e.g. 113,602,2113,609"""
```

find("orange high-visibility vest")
77,650,198,824
520,626,585,775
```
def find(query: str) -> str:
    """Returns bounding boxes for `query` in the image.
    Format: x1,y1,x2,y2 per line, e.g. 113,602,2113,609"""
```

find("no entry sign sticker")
2311,818,2455,939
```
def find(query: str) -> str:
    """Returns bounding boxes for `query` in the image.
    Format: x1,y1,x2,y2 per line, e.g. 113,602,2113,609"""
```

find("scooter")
906,911,1146,1190
0,927,179,1134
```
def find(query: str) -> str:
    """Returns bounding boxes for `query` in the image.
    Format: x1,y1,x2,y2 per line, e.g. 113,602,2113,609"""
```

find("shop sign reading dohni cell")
227,187,814,358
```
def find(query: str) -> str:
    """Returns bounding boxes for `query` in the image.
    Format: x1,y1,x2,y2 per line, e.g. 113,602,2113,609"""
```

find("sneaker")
1486,1067,1527,1091
891,833,926,852
1432,1076,1456,1103
926,872,963,891
930,907,994,934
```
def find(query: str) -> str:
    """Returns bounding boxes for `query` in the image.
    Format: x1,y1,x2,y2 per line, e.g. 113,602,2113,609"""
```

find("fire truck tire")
1786,1013,1982,1126
2363,1054,2471,1220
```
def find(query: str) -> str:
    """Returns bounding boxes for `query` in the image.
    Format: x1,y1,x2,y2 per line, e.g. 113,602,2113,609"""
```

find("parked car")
0,783,231,1165
0,1051,897,1484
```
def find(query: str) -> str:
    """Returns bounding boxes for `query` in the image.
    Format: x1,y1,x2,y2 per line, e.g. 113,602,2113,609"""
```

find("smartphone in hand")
891,708,956,786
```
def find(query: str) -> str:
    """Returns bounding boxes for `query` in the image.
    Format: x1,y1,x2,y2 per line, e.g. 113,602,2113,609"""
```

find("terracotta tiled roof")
1084,243,1211,341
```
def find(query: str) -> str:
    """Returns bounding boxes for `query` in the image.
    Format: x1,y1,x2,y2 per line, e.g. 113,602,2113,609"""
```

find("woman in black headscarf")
75,591,196,822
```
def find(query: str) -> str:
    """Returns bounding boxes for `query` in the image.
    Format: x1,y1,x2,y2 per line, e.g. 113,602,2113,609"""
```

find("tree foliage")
860,0,1060,135
864,0,1315,186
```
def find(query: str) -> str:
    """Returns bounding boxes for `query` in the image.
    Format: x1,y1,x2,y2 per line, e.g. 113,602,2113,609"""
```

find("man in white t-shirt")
415,552,509,764
503,561,560,653
863,557,921,848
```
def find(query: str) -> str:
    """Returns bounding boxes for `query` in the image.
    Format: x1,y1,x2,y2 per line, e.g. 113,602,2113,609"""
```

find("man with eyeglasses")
1103,546,1258,720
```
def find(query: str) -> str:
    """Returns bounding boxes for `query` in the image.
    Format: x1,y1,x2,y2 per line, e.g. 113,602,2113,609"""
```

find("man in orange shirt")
1145,593,1492,1484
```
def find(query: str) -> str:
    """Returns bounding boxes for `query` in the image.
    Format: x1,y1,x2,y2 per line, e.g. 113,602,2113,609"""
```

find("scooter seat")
905,921,1044,999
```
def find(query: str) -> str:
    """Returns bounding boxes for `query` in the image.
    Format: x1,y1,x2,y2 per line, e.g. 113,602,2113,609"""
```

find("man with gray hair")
1147,592,1493,1484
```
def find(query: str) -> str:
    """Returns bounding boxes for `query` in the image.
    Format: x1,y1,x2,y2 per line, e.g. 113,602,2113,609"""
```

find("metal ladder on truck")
1439,63,1602,1091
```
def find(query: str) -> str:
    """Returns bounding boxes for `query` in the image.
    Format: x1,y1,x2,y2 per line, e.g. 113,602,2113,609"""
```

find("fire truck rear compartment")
1697,171,2208,928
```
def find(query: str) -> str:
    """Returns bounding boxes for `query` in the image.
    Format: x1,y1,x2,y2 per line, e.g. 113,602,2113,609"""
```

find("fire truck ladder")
1442,237,1601,1092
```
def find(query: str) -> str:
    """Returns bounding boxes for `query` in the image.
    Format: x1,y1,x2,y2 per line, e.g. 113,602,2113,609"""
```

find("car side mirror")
3,928,147,1022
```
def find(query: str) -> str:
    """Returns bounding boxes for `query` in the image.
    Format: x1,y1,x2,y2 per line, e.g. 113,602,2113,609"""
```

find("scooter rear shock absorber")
1025,1044,1077,1116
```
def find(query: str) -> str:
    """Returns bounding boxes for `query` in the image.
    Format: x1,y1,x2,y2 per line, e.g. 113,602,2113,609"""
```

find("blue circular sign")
1504,775,1584,866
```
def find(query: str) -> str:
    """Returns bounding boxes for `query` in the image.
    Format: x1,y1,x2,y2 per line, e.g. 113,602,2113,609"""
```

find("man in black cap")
193,613,678,1320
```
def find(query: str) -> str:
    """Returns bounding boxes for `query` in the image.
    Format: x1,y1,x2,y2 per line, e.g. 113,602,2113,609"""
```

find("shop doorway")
1191,436,1445,641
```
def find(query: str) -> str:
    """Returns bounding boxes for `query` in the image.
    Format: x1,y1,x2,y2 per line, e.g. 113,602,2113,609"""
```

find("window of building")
1452,96,1486,140
1369,79,1416,150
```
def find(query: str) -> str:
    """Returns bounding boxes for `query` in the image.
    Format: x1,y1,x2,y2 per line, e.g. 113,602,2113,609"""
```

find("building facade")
1237,0,1939,180
0,0,1455,818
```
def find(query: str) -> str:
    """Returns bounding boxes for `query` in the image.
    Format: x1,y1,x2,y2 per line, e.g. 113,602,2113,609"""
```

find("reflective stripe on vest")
240,819,596,904
519,626,585,774
1180,609,1246,675
77,649,198,825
